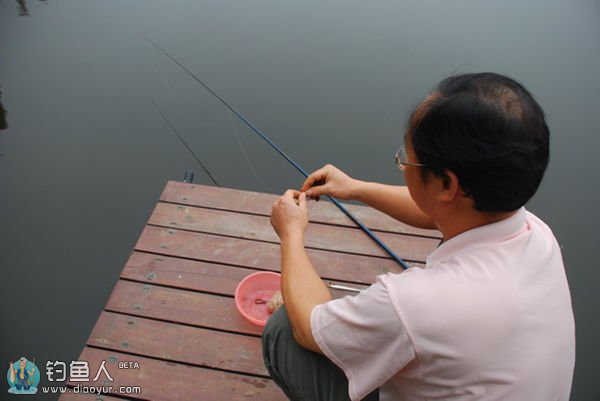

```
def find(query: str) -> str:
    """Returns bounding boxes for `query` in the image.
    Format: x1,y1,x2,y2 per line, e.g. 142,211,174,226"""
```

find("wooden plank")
148,203,440,260
88,311,268,376
134,226,411,284
160,181,441,238
121,252,369,297
105,280,263,336
67,347,285,401
122,252,250,295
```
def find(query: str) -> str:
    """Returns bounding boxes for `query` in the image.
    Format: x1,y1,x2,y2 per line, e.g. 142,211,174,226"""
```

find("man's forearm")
352,181,437,229
279,234,331,353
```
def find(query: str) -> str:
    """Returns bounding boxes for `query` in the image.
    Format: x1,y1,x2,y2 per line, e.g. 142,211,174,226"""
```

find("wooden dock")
59,181,441,401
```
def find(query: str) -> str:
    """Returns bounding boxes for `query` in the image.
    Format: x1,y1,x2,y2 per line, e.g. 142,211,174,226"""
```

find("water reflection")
0,86,7,131
15,0,46,16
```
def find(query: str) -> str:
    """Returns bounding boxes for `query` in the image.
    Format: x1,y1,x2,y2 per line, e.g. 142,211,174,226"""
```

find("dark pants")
262,306,379,401
15,378,30,390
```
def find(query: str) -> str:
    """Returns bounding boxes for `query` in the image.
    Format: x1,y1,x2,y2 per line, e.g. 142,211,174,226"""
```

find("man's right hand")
300,164,359,201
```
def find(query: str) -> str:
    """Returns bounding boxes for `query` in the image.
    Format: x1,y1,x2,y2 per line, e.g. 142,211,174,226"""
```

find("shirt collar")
426,207,527,266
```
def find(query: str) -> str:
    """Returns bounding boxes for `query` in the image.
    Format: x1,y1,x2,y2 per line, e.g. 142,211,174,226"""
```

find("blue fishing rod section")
143,35,411,270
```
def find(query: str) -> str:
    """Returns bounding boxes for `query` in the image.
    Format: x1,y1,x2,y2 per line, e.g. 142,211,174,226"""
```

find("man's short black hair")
409,72,550,212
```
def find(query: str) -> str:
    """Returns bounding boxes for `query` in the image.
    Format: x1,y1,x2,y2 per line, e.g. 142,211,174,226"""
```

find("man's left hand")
271,190,308,241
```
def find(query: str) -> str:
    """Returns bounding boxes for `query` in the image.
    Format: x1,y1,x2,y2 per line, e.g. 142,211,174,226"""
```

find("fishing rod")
143,35,411,270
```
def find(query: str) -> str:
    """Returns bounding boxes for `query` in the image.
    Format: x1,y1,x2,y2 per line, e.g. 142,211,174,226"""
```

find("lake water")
1,1,598,399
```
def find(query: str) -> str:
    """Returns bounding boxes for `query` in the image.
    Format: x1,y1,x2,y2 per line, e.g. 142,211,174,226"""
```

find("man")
263,73,575,401
9,358,36,391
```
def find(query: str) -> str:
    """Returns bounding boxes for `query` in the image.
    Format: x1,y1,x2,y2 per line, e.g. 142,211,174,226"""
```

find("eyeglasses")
394,146,427,170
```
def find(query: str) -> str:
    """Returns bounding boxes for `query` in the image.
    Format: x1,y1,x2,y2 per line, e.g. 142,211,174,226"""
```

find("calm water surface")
1,1,598,399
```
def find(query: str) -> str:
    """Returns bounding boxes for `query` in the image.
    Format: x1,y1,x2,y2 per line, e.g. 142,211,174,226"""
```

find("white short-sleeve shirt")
311,208,575,401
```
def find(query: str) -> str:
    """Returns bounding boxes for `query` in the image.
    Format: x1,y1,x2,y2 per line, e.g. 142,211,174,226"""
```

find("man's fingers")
280,189,304,205
298,191,307,207
305,183,327,200
301,167,328,192
283,189,301,199
303,178,327,200
301,176,318,193
300,176,313,193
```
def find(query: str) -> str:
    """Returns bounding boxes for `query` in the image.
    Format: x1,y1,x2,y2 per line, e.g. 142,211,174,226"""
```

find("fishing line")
152,100,221,187
227,110,275,194
143,35,411,269
148,42,175,100
146,39,228,129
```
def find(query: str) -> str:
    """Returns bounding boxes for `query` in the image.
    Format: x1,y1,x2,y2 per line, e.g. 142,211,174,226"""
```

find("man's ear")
438,169,462,202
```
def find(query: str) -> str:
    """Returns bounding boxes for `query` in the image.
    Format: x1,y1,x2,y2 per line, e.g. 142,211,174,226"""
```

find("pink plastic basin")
235,271,282,326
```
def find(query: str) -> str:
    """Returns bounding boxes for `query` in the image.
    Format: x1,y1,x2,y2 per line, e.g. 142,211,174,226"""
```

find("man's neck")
437,208,517,242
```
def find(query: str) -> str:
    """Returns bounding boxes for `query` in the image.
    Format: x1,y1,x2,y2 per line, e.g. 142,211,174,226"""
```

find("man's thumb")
299,191,307,206
307,185,324,199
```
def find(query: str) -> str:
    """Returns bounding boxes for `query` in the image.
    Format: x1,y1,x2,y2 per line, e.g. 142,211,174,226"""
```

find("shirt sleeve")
311,275,416,401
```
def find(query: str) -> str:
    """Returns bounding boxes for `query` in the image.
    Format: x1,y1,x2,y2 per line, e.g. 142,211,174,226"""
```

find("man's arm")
301,164,437,230
280,234,331,352
353,182,436,230
271,191,331,353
